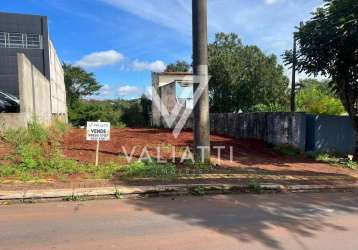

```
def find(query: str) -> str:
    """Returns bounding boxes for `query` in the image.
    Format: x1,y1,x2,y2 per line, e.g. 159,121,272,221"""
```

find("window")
26,33,42,49
0,32,42,49
176,83,194,109
8,33,24,48
0,32,6,48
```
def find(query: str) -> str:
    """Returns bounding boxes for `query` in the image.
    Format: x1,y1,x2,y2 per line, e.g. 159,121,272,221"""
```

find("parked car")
0,90,20,113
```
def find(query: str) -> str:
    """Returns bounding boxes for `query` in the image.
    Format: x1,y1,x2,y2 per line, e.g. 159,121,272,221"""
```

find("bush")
316,153,357,170
0,120,79,177
0,120,133,182
121,161,177,179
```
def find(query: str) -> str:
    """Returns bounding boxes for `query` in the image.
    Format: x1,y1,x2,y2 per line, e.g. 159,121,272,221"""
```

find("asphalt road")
1,192,358,250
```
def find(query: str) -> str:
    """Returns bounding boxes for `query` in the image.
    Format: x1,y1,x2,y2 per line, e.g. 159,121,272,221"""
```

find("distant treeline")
69,96,152,128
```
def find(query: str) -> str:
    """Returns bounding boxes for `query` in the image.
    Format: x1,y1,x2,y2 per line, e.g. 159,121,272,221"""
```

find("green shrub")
27,121,49,144
18,144,45,171
190,186,206,196
0,120,81,180
0,120,130,182
2,127,32,149
316,153,357,170
121,161,177,179
52,119,70,134
0,165,19,178
248,179,262,193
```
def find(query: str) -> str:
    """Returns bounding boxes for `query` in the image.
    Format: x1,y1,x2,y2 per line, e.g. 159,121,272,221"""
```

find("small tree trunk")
336,79,358,155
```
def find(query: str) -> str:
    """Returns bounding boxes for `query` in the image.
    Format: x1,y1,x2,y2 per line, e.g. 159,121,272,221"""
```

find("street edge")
1,183,358,202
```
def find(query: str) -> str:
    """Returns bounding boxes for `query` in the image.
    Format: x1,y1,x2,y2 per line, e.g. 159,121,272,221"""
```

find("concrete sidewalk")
1,183,358,201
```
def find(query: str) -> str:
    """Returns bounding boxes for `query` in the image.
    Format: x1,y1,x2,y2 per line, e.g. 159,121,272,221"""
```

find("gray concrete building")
0,12,50,97
0,12,67,128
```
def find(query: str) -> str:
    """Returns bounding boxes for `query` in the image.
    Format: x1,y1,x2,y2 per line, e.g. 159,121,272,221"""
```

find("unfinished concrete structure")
151,72,194,128
0,12,67,128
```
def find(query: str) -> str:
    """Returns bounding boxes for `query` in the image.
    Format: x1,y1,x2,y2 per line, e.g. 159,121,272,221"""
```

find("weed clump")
120,160,177,179
316,153,357,170
0,119,78,180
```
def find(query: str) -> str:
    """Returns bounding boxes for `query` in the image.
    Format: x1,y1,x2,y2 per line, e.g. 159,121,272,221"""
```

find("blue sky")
2,0,323,99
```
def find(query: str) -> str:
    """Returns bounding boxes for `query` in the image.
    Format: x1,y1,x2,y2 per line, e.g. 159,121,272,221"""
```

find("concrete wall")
207,113,354,154
306,115,355,154
151,73,161,127
159,82,176,127
209,113,307,150
0,53,66,129
0,113,30,129
0,12,49,97
18,53,52,125
48,40,67,117
152,76,181,128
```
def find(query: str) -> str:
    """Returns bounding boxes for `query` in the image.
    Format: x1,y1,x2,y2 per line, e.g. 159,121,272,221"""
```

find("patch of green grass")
274,145,301,156
316,153,357,170
51,119,71,135
63,193,82,202
58,175,69,183
114,189,123,199
0,165,19,178
182,160,214,172
1,120,124,182
248,179,262,193
120,161,177,179
19,171,32,182
190,186,206,196
87,163,122,180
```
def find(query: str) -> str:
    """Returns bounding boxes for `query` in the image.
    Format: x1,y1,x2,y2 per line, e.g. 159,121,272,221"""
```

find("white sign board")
86,121,111,141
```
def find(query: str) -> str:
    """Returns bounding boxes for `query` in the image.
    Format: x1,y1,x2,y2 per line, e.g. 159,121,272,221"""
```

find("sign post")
95,137,100,166
86,121,111,166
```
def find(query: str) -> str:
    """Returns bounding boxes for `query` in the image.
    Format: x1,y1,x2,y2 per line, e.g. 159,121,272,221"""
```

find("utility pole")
192,0,210,163
290,31,297,113
291,21,303,113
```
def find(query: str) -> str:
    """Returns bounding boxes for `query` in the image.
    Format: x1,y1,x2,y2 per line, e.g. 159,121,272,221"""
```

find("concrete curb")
1,183,358,201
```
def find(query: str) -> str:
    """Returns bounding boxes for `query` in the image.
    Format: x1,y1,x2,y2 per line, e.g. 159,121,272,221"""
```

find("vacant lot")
1,128,357,189
62,128,276,164
63,128,358,182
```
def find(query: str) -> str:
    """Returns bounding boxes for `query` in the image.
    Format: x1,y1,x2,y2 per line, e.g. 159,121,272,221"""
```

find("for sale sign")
86,121,111,141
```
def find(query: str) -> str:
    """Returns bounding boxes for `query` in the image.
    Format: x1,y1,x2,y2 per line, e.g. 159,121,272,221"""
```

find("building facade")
0,12,67,127
151,72,194,128
0,12,51,97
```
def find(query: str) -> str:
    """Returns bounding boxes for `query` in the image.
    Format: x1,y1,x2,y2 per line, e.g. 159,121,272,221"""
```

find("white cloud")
117,85,144,97
132,60,166,72
101,0,192,35
99,84,112,96
75,50,124,68
98,0,323,82
264,0,286,5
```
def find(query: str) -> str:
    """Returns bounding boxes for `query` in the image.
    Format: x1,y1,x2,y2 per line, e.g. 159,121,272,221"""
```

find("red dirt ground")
62,128,358,180
0,128,357,190
0,139,14,165
62,128,277,164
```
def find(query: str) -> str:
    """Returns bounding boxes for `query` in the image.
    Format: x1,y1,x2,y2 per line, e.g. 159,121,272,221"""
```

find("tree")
209,33,289,113
68,100,124,127
63,64,102,107
68,98,152,128
140,95,152,126
296,79,346,115
165,60,191,72
283,0,358,151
